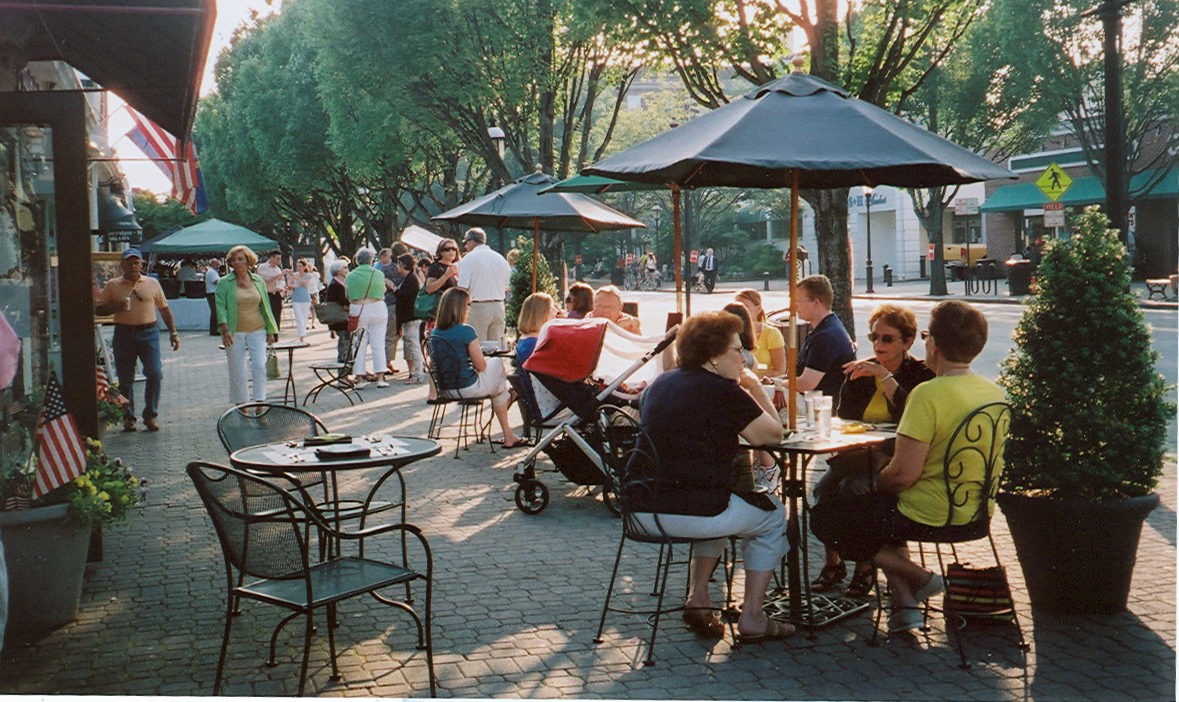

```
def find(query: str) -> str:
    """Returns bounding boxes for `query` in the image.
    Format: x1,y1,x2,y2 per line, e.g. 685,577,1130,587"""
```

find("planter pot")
997,492,1159,614
0,503,91,642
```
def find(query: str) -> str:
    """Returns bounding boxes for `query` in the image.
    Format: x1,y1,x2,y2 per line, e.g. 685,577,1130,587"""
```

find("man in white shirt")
256,251,285,330
204,258,221,336
456,227,511,340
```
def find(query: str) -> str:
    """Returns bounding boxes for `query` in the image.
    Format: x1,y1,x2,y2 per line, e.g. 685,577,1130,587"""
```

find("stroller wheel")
514,479,549,514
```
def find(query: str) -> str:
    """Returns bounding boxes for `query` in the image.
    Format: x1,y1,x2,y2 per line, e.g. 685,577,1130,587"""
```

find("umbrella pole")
787,171,799,431
672,187,683,314
532,218,539,293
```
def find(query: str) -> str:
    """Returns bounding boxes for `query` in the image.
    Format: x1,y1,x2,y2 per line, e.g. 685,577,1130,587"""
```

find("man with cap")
94,248,179,432
456,227,511,341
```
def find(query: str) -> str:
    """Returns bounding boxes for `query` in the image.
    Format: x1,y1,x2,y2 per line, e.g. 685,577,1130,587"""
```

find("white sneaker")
753,464,780,492
376,380,390,388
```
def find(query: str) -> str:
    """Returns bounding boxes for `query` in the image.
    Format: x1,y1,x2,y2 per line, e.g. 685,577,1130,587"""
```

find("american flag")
96,355,110,399
33,374,88,499
126,108,209,214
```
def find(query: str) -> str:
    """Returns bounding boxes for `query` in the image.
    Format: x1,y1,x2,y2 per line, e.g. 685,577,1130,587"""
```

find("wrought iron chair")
423,333,494,458
869,401,1028,667
187,461,435,697
304,329,366,406
591,405,736,665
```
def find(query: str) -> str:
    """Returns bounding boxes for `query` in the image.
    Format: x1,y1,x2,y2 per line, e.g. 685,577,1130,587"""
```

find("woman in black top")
393,254,425,383
638,311,792,642
325,260,351,363
424,238,460,295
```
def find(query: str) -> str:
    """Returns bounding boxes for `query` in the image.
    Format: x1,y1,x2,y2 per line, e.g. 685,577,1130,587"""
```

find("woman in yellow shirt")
735,289,785,377
215,245,279,405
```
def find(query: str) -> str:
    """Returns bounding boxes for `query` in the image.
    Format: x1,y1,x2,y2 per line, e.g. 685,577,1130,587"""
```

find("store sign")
954,197,979,215
1043,202,1065,228
625,253,634,265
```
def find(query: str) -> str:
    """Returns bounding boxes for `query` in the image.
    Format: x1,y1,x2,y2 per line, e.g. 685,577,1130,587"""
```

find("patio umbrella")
433,171,644,292
583,70,1016,426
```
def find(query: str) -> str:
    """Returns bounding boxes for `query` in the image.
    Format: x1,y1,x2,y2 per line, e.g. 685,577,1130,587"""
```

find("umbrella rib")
680,162,708,189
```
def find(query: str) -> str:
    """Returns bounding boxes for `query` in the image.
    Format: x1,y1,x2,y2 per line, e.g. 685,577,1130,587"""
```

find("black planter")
997,492,1159,614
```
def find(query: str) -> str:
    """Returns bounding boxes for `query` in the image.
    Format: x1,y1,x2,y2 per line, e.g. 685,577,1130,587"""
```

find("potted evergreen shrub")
997,206,1173,613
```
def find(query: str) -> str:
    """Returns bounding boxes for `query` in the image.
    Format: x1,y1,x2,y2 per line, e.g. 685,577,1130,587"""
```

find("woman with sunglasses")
563,282,593,319
425,239,461,296
810,304,934,598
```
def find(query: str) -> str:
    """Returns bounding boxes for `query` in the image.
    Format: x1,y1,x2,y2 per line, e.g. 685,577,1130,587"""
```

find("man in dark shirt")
795,274,855,401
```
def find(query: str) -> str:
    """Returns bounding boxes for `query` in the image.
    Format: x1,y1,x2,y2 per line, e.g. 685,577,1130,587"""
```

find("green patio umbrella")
433,171,644,292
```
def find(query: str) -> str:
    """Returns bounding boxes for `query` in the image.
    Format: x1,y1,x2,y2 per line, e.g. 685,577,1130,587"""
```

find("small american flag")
33,374,88,499
96,356,110,399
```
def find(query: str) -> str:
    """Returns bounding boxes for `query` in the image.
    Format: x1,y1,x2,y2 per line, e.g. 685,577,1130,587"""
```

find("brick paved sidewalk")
1,327,1174,699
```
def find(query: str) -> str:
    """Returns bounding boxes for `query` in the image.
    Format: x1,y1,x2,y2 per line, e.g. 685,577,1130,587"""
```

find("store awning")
981,168,1178,212
15,0,216,139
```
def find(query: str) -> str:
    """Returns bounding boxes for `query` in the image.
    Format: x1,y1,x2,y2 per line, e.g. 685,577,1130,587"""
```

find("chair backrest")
940,401,1011,528
343,328,366,366
425,334,468,391
187,461,314,580
217,403,328,455
595,405,668,538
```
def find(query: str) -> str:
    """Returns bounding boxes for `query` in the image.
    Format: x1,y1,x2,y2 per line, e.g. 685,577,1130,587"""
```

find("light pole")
488,121,506,251
652,203,662,262
863,186,875,293
764,210,772,241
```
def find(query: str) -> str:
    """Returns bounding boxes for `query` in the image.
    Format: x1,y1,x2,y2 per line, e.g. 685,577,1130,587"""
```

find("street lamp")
652,204,662,260
863,186,875,293
488,121,506,250
764,210,772,241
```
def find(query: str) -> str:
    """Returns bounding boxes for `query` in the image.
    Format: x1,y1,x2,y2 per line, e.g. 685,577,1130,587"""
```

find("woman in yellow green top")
215,245,278,405
735,289,785,376
810,304,935,598
811,301,1003,634
344,249,390,387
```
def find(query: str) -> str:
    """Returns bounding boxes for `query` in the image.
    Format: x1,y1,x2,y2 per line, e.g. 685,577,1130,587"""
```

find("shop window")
951,214,982,244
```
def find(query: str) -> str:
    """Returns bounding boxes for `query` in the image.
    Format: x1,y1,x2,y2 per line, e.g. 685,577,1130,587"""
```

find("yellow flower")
88,484,97,496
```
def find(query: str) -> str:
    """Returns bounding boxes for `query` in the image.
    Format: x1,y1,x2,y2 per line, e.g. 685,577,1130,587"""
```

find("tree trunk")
804,187,855,336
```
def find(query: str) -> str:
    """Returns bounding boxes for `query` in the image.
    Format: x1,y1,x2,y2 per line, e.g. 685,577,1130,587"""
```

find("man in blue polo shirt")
795,274,855,402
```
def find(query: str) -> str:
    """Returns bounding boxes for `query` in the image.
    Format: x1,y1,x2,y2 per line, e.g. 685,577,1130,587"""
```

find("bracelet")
169,331,178,336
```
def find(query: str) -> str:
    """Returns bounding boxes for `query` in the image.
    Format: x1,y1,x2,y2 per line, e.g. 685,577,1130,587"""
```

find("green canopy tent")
148,218,276,254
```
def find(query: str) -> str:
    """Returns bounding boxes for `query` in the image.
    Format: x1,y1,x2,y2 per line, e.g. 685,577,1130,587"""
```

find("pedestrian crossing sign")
1036,163,1073,202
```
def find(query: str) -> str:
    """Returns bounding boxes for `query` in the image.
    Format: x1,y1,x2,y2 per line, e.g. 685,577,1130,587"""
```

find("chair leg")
326,603,342,682
214,596,236,695
297,611,314,696
651,543,667,596
268,611,303,665
645,542,676,666
595,534,628,643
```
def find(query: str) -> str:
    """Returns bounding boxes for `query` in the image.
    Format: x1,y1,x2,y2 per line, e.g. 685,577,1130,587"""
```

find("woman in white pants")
215,245,279,404
345,248,390,387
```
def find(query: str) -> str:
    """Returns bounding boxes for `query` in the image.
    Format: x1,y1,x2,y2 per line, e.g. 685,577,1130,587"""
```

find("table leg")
283,348,297,405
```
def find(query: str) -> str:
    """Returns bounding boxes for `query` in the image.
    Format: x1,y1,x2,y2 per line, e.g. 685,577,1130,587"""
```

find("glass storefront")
1,124,62,411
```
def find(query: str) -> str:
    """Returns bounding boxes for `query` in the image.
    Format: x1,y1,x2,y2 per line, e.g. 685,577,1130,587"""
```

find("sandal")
682,608,724,639
844,564,877,598
734,617,794,643
809,561,847,592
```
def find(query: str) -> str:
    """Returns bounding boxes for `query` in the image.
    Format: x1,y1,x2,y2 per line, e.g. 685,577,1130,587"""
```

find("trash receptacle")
611,267,624,286
945,262,965,281
1006,259,1032,296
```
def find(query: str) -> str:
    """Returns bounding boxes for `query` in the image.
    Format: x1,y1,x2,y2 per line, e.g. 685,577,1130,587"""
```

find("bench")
1144,278,1173,301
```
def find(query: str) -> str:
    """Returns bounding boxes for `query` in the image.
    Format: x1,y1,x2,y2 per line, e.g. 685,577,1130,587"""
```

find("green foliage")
740,243,786,277
131,191,204,242
999,207,1173,500
506,239,559,328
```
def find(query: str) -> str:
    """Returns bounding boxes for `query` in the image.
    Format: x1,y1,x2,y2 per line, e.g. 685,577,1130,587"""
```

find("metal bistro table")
753,419,897,631
270,339,311,405
230,434,441,539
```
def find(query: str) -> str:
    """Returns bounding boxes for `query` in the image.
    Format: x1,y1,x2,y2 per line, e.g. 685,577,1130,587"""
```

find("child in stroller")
511,317,677,514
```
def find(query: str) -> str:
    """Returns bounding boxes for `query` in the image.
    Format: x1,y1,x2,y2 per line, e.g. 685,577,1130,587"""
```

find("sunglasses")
867,332,900,344
441,247,457,252
920,330,931,340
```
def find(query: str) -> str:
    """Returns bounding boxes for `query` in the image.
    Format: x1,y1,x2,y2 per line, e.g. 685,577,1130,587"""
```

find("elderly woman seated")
811,300,1003,633
638,310,793,642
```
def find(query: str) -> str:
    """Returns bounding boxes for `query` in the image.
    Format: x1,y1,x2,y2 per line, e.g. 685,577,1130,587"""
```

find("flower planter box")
0,503,90,643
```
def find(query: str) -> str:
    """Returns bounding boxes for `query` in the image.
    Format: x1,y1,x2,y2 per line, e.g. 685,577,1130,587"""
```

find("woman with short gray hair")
345,248,390,387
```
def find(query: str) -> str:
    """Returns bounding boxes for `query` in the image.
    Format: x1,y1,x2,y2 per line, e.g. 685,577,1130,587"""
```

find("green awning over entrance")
981,168,1178,212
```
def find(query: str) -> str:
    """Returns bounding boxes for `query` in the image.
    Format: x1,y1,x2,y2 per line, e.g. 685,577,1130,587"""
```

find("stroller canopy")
523,318,607,382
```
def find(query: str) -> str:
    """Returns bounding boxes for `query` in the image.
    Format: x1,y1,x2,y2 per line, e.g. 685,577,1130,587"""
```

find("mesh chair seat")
187,462,435,697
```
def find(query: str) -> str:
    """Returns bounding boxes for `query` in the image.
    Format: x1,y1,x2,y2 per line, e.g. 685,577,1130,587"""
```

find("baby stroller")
512,318,677,515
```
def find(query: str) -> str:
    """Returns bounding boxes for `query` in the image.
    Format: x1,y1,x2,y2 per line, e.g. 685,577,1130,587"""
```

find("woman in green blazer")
215,245,279,405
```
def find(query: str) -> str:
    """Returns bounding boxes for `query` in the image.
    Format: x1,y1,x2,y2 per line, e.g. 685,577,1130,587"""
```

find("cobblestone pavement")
1,321,1174,700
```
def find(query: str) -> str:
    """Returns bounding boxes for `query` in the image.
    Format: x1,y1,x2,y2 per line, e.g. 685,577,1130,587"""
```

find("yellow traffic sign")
1036,163,1073,202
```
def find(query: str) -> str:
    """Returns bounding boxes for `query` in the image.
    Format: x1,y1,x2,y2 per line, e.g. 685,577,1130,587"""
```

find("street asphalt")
0,278,1174,699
